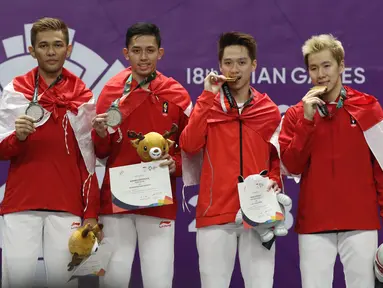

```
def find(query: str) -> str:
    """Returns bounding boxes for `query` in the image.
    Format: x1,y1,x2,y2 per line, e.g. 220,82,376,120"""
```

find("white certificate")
109,160,173,211
237,174,283,226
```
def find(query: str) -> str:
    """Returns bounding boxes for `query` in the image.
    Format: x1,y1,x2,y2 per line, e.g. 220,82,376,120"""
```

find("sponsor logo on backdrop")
185,67,366,85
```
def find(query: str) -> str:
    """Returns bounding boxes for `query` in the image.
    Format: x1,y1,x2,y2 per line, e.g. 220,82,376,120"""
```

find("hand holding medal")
205,71,239,94
92,113,108,138
310,86,329,117
302,85,327,121
15,115,36,141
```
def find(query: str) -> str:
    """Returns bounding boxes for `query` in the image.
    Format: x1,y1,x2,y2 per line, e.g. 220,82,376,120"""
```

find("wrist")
203,86,214,93
303,113,314,121
96,129,108,138
15,133,27,142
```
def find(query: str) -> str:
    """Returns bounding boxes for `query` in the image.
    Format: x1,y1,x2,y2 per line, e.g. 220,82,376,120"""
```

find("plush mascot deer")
67,223,104,271
127,123,178,162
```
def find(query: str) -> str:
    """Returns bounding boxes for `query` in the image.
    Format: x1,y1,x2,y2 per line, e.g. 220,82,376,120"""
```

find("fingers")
159,159,173,167
160,161,176,175
92,113,108,125
159,154,173,166
303,89,327,102
15,118,36,134
204,72,230,94
16,117,35,127
15,123,35,134
92,114,109,134
267,180,281,193
208,73,229,84
159,154,176,174
304,96,325,107
169,165,176,174
266,180,275,191
15,126,35,135
97,231,104,242
18,115,37,123
160,153,171,160
96,113,108,119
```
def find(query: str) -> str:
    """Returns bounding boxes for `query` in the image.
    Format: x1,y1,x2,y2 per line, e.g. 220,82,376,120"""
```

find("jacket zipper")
329,114,336,230
330,115,335,178
238,103,251,182
239,119,243,180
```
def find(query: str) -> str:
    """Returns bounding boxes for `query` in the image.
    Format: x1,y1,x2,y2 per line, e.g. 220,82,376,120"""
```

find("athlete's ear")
28,46,36,58
123,48,129,61
338,59,345,75
66,44,73,58
252,59,257,72
158,48,164,60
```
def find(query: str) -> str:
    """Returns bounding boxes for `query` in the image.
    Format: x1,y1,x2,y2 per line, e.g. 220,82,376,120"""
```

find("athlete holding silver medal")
91,22,192,287
0,17,100,287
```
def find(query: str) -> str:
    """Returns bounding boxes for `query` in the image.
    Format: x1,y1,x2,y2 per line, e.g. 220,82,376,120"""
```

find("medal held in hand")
312,85,347,118
25,101,45,123
106,100,122,127
106,71,157,127
25,72,62,122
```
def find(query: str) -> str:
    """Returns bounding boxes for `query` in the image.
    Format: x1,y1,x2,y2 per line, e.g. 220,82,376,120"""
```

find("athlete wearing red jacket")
279,34,383,288
91,23,191,288
0,18,99,288
180,32,282,288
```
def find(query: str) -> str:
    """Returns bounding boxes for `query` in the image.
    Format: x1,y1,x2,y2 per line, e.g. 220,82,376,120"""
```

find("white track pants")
2,211,81,288
99,214,175,288
299,230,377,288
197,224,275,288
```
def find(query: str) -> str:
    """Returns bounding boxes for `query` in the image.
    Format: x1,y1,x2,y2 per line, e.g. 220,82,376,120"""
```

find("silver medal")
25,103,44,122
106,107,122,127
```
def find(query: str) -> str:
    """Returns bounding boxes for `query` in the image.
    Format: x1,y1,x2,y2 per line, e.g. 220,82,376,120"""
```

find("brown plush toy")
67,223,103,271
127,123,178,162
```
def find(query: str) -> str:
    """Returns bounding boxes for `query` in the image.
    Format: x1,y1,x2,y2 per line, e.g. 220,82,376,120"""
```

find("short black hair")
125,22,161,48
31,17,69,47
218,32,257,62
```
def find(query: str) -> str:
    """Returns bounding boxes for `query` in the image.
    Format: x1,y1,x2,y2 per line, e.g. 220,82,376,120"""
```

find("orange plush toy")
127,123,178,162
67,223,103,271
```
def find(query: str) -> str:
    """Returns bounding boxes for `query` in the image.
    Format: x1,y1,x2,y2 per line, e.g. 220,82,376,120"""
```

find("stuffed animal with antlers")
67,223,103,271
127,123,178,162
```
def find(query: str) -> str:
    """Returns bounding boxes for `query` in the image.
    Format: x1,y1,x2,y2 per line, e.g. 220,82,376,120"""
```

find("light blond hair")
31,17,69,47
302,34,344,67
